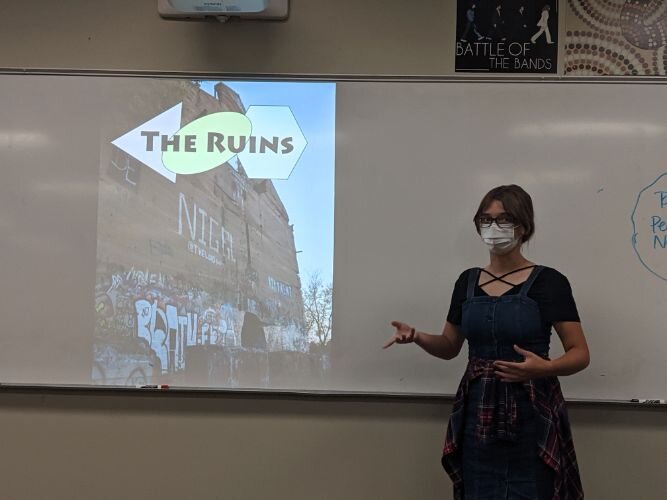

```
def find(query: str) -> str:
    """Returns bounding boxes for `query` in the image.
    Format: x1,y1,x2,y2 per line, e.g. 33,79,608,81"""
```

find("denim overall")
460,266,554,500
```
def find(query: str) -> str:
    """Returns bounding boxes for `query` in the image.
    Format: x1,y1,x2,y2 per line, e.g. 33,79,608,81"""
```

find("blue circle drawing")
631,171,667,282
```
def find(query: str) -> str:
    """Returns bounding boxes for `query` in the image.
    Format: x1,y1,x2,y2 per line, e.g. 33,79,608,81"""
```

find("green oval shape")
162,111,252,175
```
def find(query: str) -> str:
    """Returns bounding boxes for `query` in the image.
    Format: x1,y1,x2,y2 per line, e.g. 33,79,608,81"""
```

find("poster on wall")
565,1,667,75
455,0,559,73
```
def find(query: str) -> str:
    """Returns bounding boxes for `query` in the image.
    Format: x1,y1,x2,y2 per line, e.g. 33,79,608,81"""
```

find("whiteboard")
1,73,666,402
332,79,667,402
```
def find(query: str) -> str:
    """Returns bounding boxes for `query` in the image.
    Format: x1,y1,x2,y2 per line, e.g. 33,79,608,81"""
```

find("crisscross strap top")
466,265,539,299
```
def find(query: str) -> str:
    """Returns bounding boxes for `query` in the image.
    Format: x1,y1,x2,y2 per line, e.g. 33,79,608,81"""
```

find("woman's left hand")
493,345,552,382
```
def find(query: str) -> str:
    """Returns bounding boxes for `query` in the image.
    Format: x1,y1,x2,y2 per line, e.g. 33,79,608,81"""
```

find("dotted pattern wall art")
565,0,667,75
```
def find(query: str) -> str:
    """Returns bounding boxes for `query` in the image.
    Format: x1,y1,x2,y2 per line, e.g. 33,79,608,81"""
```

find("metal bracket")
158,0,289,21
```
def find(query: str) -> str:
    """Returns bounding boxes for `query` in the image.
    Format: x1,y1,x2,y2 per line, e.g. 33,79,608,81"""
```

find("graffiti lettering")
134,299,241,374
178,192,234,262
268,276,293,298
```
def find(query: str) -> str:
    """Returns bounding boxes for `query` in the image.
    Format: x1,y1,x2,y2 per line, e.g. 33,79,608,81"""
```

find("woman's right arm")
384,320,464,360
384,270,467,359
415,321,465,360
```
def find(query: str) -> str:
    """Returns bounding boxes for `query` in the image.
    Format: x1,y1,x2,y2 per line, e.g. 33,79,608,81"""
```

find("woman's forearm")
414,331,459,360
545,346,590,377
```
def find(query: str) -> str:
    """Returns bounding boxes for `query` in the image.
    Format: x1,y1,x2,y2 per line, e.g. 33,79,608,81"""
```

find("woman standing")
384,185,589,499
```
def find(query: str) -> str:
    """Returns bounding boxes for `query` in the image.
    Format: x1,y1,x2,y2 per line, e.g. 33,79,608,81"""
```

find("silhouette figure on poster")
531,5,554,44
488,3,507,41
460,3,485,42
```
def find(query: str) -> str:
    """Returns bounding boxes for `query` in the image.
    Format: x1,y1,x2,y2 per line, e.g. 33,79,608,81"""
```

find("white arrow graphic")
111,102,182,183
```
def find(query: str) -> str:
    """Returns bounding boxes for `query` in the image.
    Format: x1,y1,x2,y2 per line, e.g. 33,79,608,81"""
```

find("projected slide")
93,79,335,388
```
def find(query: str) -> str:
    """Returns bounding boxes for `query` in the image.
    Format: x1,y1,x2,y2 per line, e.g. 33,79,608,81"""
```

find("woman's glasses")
477,214,517,229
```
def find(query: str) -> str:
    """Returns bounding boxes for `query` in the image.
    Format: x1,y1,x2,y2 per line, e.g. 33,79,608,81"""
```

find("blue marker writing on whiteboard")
630,399,666,404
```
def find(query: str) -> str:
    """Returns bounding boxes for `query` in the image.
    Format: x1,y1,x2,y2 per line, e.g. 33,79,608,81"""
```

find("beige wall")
0,0,456,75
0,1,665,499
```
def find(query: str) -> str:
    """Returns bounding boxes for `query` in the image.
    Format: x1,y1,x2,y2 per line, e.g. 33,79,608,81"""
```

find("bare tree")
303,273,332,347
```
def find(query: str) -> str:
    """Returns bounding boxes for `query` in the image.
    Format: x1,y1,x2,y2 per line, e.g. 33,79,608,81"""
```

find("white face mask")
480,224,521,255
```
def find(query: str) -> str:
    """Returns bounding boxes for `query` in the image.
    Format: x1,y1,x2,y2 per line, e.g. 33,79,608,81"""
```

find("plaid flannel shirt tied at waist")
441,356,584,500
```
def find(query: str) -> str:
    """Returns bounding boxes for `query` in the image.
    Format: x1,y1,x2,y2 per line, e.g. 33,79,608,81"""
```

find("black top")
446,266,580,328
